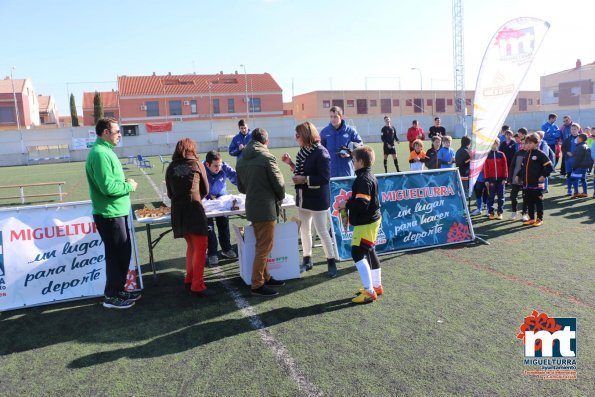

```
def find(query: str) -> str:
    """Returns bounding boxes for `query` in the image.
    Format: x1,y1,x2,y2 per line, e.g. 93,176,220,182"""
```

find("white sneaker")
470,208,481,216
510,212,518,220
521,214,529,222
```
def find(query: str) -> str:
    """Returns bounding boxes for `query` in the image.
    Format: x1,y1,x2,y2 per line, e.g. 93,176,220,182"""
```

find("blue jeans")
474,181,488,211
487,181,505,214
571,168,587,194
207,216,231,256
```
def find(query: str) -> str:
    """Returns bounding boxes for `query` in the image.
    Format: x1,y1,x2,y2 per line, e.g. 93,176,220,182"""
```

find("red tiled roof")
0,78,25,94
38,95,51,111
83,91,119,109
118,73,282,96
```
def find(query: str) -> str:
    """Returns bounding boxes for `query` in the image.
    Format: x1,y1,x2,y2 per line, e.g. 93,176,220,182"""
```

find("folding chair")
137,155,154,168
159,155,172,172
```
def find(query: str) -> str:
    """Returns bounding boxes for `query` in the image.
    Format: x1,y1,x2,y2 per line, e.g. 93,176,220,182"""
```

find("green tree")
93,91,104,124
69,93,79,127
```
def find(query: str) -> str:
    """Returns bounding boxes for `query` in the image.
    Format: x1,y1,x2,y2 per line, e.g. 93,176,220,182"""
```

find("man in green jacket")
86,117,140,309
237,128,286,297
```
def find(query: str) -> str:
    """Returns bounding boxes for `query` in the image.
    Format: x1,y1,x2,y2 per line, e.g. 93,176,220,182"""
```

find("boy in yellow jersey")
338,146,383,303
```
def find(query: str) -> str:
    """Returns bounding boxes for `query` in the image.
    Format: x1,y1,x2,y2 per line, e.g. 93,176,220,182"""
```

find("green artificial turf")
0,141,593,396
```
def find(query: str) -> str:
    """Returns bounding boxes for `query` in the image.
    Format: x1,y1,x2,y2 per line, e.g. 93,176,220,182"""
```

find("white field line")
138,167,164,202
210,266,323,397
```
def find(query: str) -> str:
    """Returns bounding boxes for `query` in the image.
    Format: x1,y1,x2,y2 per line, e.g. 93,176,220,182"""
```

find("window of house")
406,99,413,107
380,98,391,114
346,100,354,107
537,99,541,105
169,100,182,116
413,98,423,113
356,99,367,114
528,98,533,105
447,98,453,106
392,99,400,107
0,106,16,123
213,99,220,114
435,98,446,113
465,98,472,106
426,99,433,106
370,100,377,107
518,98,527,111
146,101,159,117
228,98,235,113
190,100,197,114
322,100,331,108
250,98,261,112
332,99,344,109
122,124,139,136
104,111,115,118
553,91,559,98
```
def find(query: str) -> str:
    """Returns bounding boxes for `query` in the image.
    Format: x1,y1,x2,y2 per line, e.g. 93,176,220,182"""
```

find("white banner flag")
469,18,550,193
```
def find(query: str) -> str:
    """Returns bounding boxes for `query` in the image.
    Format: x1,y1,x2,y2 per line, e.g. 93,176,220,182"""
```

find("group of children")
402,118,595,227
470,124,594,226
408,135,457,171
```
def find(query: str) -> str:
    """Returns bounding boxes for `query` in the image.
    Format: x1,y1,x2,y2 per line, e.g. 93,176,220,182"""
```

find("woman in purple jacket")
282,122,338,277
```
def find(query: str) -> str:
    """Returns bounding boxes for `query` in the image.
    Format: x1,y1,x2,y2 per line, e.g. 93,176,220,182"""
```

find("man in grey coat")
237,128,286,296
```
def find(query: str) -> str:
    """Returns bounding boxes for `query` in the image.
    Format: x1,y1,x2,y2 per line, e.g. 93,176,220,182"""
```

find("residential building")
117,72,283,124
38,95,59,125
82,91,120,126
0,77,40,129
292,89,541,120
540,59,595,110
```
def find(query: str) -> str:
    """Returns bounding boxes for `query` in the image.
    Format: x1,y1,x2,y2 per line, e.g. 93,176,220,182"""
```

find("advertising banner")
330,169,475,261
146,122,173,133
233,222,300,285
469,17,550,194
0,201,141,311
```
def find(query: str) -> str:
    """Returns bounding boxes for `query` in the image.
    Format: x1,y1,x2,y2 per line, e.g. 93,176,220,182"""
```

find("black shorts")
383,145,396,155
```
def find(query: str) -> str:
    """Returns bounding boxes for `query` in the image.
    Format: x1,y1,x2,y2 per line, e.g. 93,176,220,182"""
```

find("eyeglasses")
110,130,121,135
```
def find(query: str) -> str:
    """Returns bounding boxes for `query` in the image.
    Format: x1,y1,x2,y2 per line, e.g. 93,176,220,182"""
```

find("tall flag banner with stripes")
469,18,550,194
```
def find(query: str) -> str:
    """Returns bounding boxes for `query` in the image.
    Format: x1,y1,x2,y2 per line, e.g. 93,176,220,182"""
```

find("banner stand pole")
474,235,490,245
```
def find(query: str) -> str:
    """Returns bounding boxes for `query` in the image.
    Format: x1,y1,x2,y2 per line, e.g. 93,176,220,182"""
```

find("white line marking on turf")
210,266,323,397
138,167,163,201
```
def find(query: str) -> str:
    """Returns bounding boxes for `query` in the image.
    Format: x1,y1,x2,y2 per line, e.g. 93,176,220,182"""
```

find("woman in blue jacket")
282,122,338,277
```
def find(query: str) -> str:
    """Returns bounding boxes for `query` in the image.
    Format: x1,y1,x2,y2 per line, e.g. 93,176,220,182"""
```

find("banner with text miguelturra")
329,170,475,261
0,201,141,311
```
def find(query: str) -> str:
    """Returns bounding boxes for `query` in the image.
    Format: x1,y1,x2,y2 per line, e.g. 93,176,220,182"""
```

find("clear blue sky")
1,0,592,116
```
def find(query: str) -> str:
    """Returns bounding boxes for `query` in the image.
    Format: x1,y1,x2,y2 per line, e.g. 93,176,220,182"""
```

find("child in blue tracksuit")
437,135,456,168
561,123,580,195
470,170,489,216
203,150,238,265
569,133,593,198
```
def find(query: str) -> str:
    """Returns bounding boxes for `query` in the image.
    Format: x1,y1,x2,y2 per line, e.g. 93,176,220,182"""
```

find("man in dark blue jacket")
204,150,238,266
541,113,560,167
228,119,251,161
320,106,362,177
